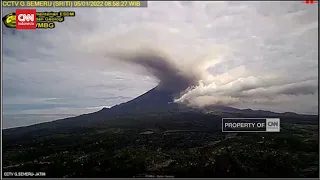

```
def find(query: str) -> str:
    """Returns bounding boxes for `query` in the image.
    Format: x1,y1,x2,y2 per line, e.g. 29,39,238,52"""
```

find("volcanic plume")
82,27,317,114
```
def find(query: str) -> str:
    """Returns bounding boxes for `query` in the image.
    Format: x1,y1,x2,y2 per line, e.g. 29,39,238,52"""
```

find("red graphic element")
16,9,37,30
304,0,318,4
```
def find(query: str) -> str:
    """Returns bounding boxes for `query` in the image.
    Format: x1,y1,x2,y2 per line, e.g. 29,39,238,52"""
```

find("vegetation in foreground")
2,121,319,178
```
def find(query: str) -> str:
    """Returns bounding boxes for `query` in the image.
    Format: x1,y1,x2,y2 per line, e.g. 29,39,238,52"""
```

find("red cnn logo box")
16,9,37,30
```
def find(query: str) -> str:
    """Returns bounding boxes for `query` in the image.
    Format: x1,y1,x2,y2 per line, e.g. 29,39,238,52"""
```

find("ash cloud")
104,49,200,92
84,29,226,95
79,1,317,114
82,27,317,114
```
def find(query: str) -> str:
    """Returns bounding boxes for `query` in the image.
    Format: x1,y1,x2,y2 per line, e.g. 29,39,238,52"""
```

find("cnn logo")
16,9,37,30
18,14,34,22
266,118,280,132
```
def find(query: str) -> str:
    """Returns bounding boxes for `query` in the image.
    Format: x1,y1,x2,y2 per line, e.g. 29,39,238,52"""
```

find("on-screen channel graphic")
2,9,75,30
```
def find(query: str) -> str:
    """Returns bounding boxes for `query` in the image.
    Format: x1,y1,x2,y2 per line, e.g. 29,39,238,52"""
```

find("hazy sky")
2,1,318,128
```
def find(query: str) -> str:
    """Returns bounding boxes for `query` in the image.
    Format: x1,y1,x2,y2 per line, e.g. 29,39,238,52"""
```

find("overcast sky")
2,1,318,128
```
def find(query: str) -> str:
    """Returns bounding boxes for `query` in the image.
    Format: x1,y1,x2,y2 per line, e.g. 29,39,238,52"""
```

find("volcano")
3,84,319,179
3,83,318,139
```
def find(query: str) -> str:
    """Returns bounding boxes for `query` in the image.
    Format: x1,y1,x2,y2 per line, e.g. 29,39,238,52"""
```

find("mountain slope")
3,85,318,138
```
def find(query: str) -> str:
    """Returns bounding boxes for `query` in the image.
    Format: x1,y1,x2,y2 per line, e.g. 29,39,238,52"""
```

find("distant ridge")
3,85,318,137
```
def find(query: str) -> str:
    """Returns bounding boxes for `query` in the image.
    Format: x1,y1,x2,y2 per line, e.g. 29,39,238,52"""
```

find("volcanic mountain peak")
102,85,188,114
3,83,318,140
